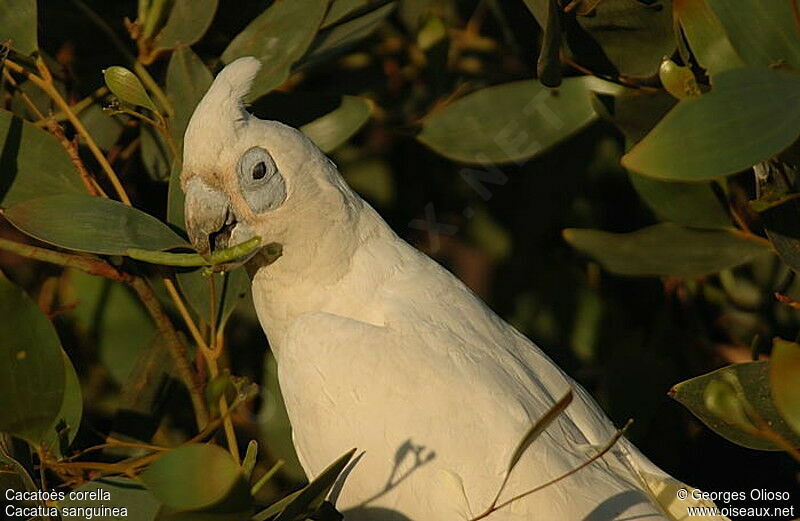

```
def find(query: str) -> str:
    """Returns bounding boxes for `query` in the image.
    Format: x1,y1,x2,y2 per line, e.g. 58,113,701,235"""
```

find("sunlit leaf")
0,0,38,55
563,223,770,278
104,66,157,112
770,338,800,436
674,0,745,75
263,449,355,521
140,444,250,511
418,77,622,164
300,96,371,152
703,0,800,69
59,477,161,521
222,0,329,100
670,360,800,450
628,172,731,229
4,194,189,255
0,109,84,207
302,1,396,67
0,269,65,445
507,390,572,474
622,68,800,180
152,0,219,53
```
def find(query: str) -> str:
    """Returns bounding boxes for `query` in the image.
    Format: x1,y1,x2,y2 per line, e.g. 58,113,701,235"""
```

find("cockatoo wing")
278,307,669,521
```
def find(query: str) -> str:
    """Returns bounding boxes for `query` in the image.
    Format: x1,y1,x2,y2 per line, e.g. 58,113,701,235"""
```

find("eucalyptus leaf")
674,0,744,75
704,0,800,69
0,109,84,207
770,338,800,436
140,444,250,511
166,46,213,151
302,1,396,67
628,172,730,229
141,124,171,181
0,0,38,55
563,223,770,278
300,96,372,153
418,77,622,164
3,194,189,255
66,270,155,384
59,477,161,521
152,0,219,53
0,269,66,446
43,350,82,457
574,0,674,77
670,360,800,450
622,68,800,180
104,66,157,112
507,390,572,474
271,449,355,521
222,0,329,101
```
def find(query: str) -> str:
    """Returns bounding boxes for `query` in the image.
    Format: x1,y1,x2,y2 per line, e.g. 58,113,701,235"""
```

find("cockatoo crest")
182,57,261,181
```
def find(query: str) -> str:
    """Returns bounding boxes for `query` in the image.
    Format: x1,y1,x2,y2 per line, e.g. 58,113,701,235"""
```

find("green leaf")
770,338,800,436
3,194,189,255
628,172,731,229
753,159,800,274
258,353,306,486
166,46,213,152
302,1,396,67
704,0,800,69
104,66,157,112
80,101,126,151
152,0,219,52
221,0,329,101
418,77,622,164
670,360,800,450
674,0,745,75
0,109,84,206
574,0,674,77
300,96,371,153
140,444,250,511
622,68,800,180
43,349,82,456
66,270,155,383
563,223,770,278
323,0,370,27
0,0,38,55
0,269,66,445
141,124,171,181
269,449,355,521
507,390,572,474
59,477,161,521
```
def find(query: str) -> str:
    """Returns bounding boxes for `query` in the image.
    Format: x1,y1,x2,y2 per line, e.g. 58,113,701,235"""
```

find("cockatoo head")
181,57,357,268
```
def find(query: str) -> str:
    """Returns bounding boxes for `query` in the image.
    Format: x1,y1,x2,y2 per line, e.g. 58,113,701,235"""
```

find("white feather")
183,58,726,521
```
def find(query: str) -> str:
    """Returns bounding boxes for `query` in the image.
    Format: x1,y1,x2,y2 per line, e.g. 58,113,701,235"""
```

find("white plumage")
181,58,721,521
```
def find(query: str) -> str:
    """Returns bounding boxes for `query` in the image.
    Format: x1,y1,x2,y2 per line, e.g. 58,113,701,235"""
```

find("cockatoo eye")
237,146,287,213
252,161,267,180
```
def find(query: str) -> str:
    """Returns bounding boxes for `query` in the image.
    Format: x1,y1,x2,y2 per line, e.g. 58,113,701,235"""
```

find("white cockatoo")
181,58,721,521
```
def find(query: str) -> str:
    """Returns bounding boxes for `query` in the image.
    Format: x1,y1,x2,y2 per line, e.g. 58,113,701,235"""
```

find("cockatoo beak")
184,177,235,256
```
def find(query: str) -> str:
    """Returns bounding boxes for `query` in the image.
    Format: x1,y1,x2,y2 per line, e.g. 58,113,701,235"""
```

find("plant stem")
470,420,633,521
164,277,239,460
0,237,129,281
3,58,131,205
129,276,209,429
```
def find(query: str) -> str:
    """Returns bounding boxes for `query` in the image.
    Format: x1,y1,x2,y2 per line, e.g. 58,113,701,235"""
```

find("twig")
3,58,131,205
470,420,633,521
0,236,130,281
44,120,107,197
129,277,209,429
70,0,174,116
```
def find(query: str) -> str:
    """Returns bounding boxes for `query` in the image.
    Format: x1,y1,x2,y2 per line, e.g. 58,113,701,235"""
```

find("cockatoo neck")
246,169,400,352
